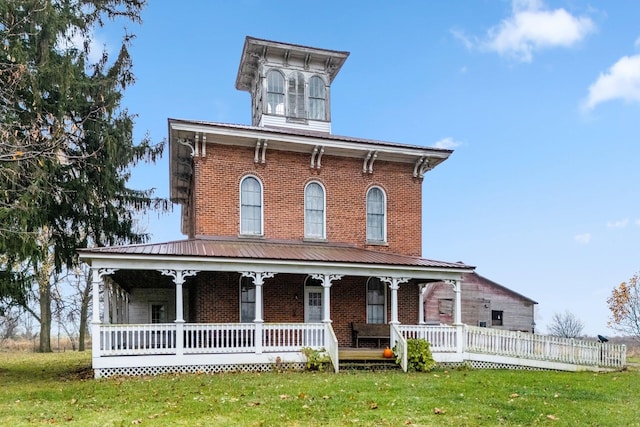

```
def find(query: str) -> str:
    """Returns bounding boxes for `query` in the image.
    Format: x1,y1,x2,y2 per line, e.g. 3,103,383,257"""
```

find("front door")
304,283,323,323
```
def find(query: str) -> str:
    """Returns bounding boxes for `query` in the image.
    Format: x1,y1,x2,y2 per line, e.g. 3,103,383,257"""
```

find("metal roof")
79,236,472,270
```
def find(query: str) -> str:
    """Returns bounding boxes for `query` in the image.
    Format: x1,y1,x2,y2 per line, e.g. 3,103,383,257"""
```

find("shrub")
401,338,436,372
301,347,331,371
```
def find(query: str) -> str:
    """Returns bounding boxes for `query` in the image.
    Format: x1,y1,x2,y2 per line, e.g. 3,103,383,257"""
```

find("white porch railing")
390,324,408,372
97,323,330,357
398,324,458,352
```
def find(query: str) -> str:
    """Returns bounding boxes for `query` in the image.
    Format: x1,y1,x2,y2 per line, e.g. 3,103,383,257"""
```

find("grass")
1,352,639,426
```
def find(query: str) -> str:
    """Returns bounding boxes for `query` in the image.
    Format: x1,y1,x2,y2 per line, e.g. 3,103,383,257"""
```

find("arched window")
308,76,326,120
304,181,325,239
240,176,263,235
366,187,386,242
288,72,306,118
240,276,255,323
366,278,386,324
266,70,285,115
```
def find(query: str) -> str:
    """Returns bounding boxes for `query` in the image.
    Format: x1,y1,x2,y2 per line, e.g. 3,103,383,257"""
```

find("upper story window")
304,181,325,239
288,72,306,118
366,277,386,324
240,176,263,236
308,76,326,120
266,70,285,115
366,187,386,242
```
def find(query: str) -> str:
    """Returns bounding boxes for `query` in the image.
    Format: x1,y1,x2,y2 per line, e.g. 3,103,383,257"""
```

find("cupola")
235,36,349,133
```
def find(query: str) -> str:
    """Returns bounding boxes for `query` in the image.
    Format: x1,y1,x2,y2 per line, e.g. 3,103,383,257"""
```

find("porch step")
338,348,399,371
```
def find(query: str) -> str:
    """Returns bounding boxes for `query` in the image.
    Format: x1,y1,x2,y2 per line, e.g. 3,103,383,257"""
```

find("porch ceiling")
78,237,474,281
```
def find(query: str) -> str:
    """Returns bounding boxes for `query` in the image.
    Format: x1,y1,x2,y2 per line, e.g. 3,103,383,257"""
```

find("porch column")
90,268,117,356
311,274,343,323
160,269,199,356
379,277,410,325
447,279,464,355
241,272,275,354
103,282,111,324
418,284,427,325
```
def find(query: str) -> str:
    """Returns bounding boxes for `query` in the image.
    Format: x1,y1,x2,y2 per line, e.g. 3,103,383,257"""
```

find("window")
266,70,285,115
150,303,166,324
308,76,326,120
240,277,256,323
492,310,503,326
366,278,386,324
366,187,386,242
438,298,453,315
304,182,325,239
240,176,262,235
288,72,306,118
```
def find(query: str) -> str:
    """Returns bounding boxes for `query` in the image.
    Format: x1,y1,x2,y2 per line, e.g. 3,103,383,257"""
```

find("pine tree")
0,0,168,351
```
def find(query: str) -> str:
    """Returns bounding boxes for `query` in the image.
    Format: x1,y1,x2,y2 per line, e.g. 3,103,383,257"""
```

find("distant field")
1,351,639,426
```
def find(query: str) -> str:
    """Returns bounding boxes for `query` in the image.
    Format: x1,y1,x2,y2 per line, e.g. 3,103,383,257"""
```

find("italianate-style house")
79,37,624,377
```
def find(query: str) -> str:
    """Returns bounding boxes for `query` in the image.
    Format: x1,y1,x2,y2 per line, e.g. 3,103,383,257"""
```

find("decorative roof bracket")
310,145,324,169
177,138,195,157
254,139,268,164
419,157,432,178
363,150,378,174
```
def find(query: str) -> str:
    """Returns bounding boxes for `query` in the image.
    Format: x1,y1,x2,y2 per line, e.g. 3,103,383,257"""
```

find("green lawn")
1,351,638,426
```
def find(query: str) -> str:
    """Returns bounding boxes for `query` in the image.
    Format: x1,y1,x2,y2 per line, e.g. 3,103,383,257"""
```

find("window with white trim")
266,70,285,115
150,303,167,324
288,72,306,118
304,181,325,239
366,278,386,324
240,176,263,235
308,76,326,120
240,277,256,323
366,187,386,242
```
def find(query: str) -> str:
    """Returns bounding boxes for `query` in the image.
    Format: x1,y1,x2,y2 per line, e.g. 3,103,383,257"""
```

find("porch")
92,322,627,377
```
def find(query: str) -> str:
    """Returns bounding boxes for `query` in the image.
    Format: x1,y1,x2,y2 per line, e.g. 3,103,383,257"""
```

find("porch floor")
338,348,392,361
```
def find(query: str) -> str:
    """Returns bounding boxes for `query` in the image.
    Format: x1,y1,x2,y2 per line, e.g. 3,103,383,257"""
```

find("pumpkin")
382,347,394,358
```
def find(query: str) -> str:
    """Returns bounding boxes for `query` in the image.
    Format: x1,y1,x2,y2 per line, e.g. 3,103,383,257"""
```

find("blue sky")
97,0,640,336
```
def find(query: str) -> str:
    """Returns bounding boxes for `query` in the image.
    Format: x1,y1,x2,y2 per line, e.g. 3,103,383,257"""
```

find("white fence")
398,324,626,370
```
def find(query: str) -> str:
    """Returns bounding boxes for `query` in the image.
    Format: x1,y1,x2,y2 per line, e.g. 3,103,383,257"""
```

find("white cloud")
482,0,595,62
582,54,640,110
433,137,462,149
574,233,591,244
606,218,629,229
635,36,640,48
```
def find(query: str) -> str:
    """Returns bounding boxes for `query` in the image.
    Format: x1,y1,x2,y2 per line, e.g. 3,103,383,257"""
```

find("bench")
351,323,390,348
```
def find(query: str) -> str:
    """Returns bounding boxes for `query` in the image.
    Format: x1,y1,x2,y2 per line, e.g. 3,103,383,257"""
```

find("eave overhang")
168,119,453,204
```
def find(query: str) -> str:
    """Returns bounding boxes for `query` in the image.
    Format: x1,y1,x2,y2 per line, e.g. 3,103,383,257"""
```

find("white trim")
239,276,255,323
303,276,323,323
239,175,264,236
304,180,326,240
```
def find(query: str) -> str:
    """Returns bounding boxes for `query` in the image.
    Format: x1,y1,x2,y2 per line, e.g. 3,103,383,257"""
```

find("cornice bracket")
363,150,378,174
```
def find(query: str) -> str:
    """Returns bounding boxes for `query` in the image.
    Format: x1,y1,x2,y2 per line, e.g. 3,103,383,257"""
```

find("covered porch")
80,237,471,377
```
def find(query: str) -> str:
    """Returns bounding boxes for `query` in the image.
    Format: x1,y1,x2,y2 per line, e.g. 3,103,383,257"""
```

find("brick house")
80,36,477,377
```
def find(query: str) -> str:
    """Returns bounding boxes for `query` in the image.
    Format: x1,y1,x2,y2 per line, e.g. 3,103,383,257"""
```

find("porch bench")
351,323,390,348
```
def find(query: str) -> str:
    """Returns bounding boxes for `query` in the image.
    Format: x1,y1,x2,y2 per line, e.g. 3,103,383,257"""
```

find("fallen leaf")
248,401,261,407
131,420,142,425
279,394,289,400
510,393,519,398
434,407,446,415
370,402,378,410
547,415,558,420
70,398,78,404
322,395,330,400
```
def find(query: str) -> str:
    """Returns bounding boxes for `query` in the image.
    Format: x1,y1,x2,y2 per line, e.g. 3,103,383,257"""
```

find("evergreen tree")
0,0,168,350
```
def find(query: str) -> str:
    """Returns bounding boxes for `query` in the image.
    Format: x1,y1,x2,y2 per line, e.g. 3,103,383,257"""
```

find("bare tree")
548,311,584,338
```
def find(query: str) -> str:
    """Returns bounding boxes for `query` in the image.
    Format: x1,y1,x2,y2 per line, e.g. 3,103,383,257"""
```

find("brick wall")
189,273,421,346
190,144,423,256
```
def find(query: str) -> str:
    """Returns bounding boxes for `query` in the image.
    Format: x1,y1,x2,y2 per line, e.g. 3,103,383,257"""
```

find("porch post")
418,284,427,325
160,270,198,356
379,277,410,325
241,272,275,355
91,268,117,357
103,282,110,324
447,279,464,355
311,274,343,323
